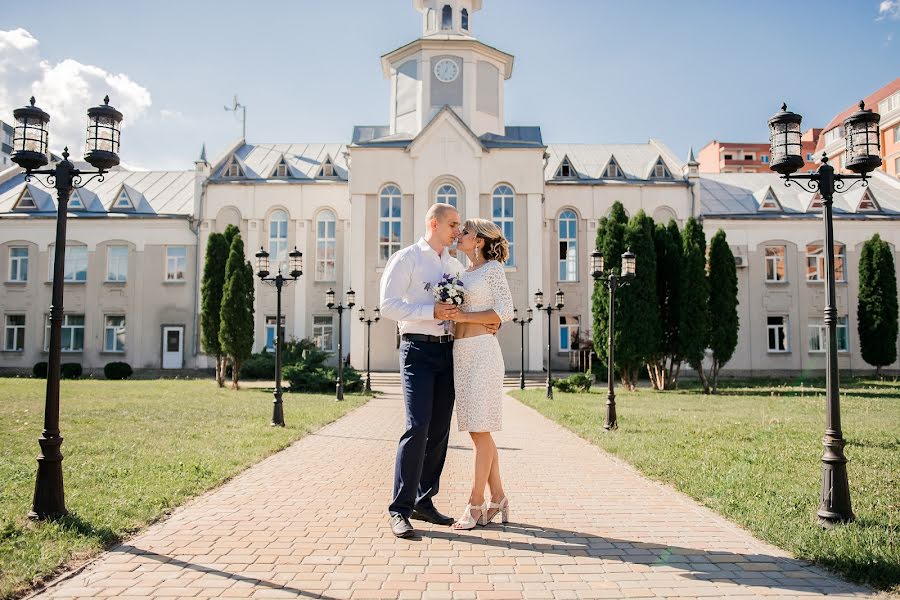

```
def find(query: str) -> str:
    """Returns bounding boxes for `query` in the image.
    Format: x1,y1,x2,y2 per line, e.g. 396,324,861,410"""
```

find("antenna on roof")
224,95,247,141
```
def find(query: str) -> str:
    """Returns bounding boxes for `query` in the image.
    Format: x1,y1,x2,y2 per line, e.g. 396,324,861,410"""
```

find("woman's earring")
475,245,480,260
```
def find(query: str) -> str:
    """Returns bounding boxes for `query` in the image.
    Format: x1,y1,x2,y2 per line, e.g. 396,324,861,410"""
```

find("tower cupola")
415,0,483,37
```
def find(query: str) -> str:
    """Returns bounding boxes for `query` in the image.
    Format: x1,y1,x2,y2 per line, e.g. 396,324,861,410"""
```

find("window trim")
165,246,187,282
8,246,28,282
766,315,790,353
805,243,845,283
558,315,580,353
268,209,290,273
557,209,579,282
378,185,403,265
764,245,786,282
4,314,25,352
49,245,88,283
491,185,515,267
103,315,126,353
312,315,335,353
435,183,459,208
315,209,337,282
106,245,128,282
808,316,849,353
45,314,85,353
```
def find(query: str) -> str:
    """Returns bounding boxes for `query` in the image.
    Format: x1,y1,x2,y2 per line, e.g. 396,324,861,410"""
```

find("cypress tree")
616,210,660,390
858,233,898,378
648,219,683,390
200,232,229,387
592,202,629,380
679,217,709,388
706,229,739,393
219,233,255,389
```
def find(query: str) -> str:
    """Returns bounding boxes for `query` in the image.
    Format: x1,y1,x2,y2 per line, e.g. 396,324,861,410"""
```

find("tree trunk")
709,360,720,394
693,361,710,394
216,356,226,388
666,358,682,390
876,365,883,381
231,358,240,390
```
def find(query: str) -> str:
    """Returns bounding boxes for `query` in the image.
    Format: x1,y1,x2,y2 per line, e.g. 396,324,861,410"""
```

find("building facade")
698,130,821,174
2,0,899,377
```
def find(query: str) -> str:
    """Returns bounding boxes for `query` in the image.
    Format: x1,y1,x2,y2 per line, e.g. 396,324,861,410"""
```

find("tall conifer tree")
679,217,709,385
200,232,229,387
648,219,683,389
858,233,898,378
219,233,255,389
705,229,739,393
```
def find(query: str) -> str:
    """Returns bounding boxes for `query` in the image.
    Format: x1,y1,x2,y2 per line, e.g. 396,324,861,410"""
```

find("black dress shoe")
411,505,455,526
389,514,415,538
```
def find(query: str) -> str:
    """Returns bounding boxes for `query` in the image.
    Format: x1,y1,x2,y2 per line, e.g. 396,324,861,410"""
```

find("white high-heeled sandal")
453,502,486,530
481,497,509,525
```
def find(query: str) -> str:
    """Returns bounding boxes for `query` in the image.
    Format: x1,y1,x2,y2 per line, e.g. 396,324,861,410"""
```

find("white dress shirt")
380,237,464,337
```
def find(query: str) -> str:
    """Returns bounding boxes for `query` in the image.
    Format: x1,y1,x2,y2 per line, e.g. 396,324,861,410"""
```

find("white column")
527,193,545,371
349,194,367,369
292,219,308,341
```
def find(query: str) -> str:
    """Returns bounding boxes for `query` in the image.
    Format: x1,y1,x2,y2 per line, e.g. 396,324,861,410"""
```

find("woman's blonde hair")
465,218,510,264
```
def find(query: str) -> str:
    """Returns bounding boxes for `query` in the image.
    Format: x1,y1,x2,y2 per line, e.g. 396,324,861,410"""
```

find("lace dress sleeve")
486,261,514,322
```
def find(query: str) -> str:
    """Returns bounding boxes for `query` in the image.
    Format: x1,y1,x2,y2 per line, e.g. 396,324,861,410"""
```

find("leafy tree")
219,232,255,389
679,217,709,388
858,233,898,378
592,202,628,381
200,232,229,387
647,219,683,390
615,210,660,390
705,229,739,393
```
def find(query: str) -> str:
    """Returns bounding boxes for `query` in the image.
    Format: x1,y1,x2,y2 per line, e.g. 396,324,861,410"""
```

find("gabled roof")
269,155,295,178
111,185,136,210
351,123,543,149
753,186,782,211
646,156,673,179
210,143,349,182
13,186,38,210
554,155,578,179
407,106,486,156
316,154,338,178
545,140,684,182
601,155,623,178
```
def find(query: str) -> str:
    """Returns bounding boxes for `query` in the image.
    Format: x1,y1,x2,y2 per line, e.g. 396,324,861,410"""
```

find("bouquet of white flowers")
426,273,465,332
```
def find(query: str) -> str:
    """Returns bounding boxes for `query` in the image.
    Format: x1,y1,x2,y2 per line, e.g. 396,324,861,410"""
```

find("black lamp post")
255,246,303,427
533,289,564,399
326,288,355,401
767,101,882,528
591,249,636,430
358,307,381,393
11,96,124,520
512,308,533,390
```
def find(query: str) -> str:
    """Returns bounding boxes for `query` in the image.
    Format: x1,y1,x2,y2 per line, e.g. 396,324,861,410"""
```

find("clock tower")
381,0,514,137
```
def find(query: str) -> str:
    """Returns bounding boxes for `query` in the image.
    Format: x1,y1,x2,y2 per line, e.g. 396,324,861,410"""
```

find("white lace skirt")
453,334,504,432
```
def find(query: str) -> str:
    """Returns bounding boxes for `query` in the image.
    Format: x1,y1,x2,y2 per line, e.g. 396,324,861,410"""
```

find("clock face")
434,58,460,83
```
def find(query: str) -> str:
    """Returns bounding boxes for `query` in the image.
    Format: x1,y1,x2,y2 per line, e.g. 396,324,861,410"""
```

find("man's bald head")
425,202,458,226
424,202,461,249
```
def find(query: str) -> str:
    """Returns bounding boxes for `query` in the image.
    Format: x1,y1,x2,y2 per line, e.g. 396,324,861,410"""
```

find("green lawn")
511,378,900,593
0,379,367,600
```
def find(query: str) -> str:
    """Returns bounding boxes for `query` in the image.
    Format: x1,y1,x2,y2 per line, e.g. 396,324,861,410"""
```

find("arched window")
379,185,402,263
461,8,469,30
558,210,578,281
316,209,336,281
268,210,289,271
441,5,453,29
491,185,515,266
435,184,458,208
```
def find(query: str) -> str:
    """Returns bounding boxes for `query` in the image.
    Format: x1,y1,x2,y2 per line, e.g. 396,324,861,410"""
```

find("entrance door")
162,326,183,369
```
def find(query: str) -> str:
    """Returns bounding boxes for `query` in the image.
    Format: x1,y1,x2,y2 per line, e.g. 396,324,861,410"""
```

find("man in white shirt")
379,203,467,537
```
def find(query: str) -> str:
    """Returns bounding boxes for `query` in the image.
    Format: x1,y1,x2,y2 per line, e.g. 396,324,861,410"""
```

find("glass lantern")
621,250,637,277
767,103,804,175
554,289,565,309
513,308,519,321
255,247,270,279
346,289,356,308
288,247,303,279
526,308,533,322
590,250,604,279
11,97,50,171
358,308,366,322
84,96,123,170
533,290,544,309
326,288,336,308
373,308,381,322
843,101,882,174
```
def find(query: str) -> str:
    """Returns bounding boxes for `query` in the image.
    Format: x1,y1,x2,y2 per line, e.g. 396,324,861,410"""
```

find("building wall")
698,140,819,174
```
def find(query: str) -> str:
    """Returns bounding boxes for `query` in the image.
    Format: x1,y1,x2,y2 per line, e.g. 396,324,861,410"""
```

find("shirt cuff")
418,302,435,321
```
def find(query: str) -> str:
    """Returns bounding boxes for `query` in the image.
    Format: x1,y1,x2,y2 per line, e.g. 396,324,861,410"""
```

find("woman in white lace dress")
448,218,514,530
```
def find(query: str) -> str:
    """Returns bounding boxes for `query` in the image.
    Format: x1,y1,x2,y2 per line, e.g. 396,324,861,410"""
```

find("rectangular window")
104,315,126,352
49,246,88,282
760,155,769,164
45,314,85,352
558,212,578,281
316,216,337,281
491,191,515,266
744,154,754,161
765,246,786,282
806,152,814,161
166,246,187,281
806,244,845,282
265,315,285,352
9,246,28,282
559,316,580,352
767,316,789,352
808,316,849,352
723,154,733,160
106,246,128,282
313,316,334,352
4,315,25,351
893,125,900,144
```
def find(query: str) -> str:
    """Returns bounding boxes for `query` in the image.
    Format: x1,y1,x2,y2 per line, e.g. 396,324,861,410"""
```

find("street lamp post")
533,289,565,399
591,250,636,430
255,247,303,427
10,96,124,520
326,288,355,401
767,101,882,528
358,307,381,393
512,308,533,390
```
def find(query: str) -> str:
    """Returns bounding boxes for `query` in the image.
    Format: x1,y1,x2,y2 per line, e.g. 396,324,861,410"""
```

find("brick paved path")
32,384,873,600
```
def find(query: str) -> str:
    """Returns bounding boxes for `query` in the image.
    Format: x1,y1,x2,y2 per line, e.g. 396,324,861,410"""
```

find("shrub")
104,361,133,380
33,362,48,379
553,372,593,393
239,352,276,379
282,364,363,394
60,363,83,380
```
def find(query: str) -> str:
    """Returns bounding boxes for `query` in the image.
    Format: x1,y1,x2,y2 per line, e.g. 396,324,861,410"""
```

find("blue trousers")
388,339,455,518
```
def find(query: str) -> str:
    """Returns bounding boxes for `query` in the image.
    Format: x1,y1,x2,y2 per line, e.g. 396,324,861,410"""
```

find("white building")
2,0,899,376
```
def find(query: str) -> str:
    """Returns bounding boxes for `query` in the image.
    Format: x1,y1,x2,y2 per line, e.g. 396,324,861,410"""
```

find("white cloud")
877,0,900,20
0,28,152,159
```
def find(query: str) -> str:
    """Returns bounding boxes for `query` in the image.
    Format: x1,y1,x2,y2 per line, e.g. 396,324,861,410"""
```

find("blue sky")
3,0,898,170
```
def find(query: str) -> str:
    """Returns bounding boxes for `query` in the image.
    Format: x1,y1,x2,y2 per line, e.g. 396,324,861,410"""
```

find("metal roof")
545,140,684,182
211,143,349,181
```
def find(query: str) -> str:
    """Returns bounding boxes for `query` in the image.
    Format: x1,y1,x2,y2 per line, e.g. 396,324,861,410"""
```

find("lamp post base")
336,383,344,402
29,434,67,520
604,397,618,431
271,391,285,427
817,434,854,528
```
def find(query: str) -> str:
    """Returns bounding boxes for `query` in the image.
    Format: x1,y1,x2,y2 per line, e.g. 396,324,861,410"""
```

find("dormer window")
555,156,576,179
223,156,244,178
68,189,85,210
14,187,37,210
857,190,879,212
271,156,290,178
461,8,469,30
603,157,622,178
809,193,824,211
114,187,134,210
441,5,452,29
759,188,780,211
317,155,337,178
650,158,671,179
